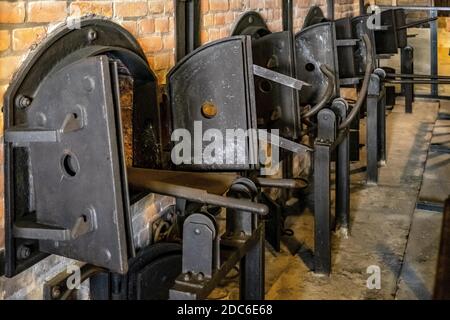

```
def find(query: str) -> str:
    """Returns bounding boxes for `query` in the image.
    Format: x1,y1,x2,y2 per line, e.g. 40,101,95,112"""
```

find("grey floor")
217,99,445,300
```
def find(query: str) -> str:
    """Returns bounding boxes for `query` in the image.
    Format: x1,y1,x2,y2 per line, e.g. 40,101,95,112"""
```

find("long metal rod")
379,6,450,11
385,80,450,84
327,0,335,21
282,0,293,33
386,73,450,80
175,0,200,62
430,6,439,96
127,168,268,215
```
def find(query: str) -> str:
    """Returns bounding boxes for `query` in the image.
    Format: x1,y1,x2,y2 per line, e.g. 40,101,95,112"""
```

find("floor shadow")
376,243,431,299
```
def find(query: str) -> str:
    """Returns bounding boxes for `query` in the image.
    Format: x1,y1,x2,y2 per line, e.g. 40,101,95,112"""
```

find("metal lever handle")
127,168,268,216
252,64,310,90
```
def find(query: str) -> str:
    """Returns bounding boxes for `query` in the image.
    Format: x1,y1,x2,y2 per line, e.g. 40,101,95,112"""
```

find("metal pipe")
386,73,450,80
302,64,336,119
385,79,450,84
379,6,450,11
282,0,293,33
127,168,268,215
339,34,373,130
255,177,308,189
396,16,438,30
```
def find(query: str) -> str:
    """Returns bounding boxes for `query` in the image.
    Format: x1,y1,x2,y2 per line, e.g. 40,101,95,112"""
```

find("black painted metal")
251,31,299,138
295,22,340,105
401,46,414,113
366,73,381,185
333,99,350,232
314,108,337,275
230,11,270,38
170,179,265,300
3,18,160,277
282,0,293,33
175,0,201,62
168,36,258,171
302,6,327,29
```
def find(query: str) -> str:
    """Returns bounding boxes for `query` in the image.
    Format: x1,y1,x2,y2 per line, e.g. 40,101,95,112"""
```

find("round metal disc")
124,242,182,300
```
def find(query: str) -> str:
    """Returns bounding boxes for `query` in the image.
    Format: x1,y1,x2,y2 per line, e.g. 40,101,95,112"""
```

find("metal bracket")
5,109,85,145
181,213,219,279
13,208,97,241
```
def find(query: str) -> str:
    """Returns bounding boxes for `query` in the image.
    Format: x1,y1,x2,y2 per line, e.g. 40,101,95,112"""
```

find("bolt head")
87,29,97,41
194,228,201,235
51,286,61,299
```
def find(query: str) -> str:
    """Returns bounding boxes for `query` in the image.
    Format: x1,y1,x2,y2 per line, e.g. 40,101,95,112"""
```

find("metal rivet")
87,29,97,42
16,95,32,109
184,273,191,281
16,245,31,260
201,101,218,119
83,76,95,92
197,272,204,281
194,228,201,235
51,286,61,299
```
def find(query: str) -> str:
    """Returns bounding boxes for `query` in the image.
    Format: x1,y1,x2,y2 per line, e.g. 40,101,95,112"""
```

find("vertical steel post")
366,74,380,185
333,100,350,234
327,0,335,21
401,46,414,113
240,225,265,300
282,0,293,33
378,85,387,164
314,109,337,275
359,0,365,15
175,0,201,62
430,6,439,97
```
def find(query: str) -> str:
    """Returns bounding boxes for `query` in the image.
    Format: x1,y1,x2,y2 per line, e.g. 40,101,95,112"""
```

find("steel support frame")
333,100,350,233
366,73,384,185
401,46,414,113
170,179,265,300
314,108,337,275
174,0,201,62
378,5,444,100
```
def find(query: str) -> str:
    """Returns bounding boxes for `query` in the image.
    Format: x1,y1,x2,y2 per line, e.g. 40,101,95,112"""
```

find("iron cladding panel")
252,31,299,139
29,56,129,273
295,22,340,105
168,36,258,171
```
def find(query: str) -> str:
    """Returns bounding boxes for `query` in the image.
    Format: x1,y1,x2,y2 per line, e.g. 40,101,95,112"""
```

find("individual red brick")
148,0,165,14
163,34,174,50
0,30,10,52
0,1,25,24
152,52,171,70
13,27,47,52
203,14,214,27
155,17,169,33
120,21,138,37
0,56,21,81
70,1,113,18
214,13,225,25
209,0,228,12
138,18,155,35
115,1,148,18
27,1,67,23
138,36,163,53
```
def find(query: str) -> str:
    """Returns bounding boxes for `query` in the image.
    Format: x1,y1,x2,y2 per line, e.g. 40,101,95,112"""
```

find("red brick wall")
0,0,361,251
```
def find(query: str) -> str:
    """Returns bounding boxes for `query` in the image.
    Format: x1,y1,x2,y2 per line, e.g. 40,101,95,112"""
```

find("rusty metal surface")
127,167,238,196
168,36,259,171
295,22,340,105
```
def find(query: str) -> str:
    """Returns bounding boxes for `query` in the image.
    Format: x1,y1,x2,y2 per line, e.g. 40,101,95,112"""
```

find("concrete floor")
214,99,445,300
